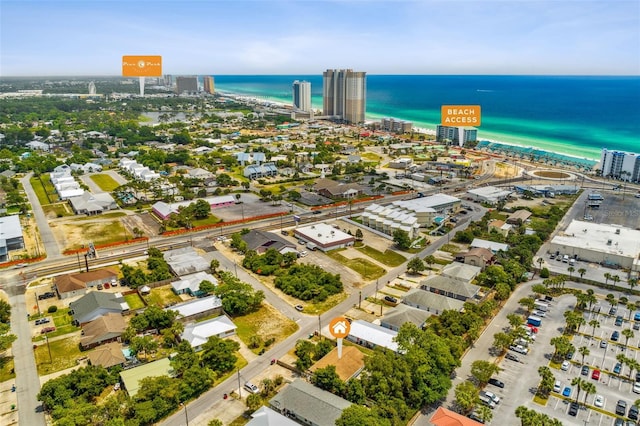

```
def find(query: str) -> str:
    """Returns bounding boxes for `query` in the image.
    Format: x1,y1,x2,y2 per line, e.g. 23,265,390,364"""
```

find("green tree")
518,297,536,314
424,255,436,268
578,346,590,365
589,319,600,338
623,328,635,348
470,360,501,386
200,336,239,374
493,332,513,355
454,380,479,414
406,257,425,274
550,336,574,361
392,229,412,250
311,365,345,395
571,377,584,403
336,405,393,426
198,280,216,294
578,268,587,279
210,259,220,273
567,266,575,279
476,404,493,424
216,271,265,315
537,365,555,397
355,229,363,241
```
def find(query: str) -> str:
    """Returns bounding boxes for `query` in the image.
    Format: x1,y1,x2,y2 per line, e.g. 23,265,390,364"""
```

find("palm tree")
629,303,637,320
589,319,600,338
582,381,596,405
567,266,575,279
617,354,629,376
628,359,640,382
571,377,584,403
623,329,635,348
607,293,616,308
579,346,590,365
604,273,612,285
536,257,544,277
613,275,621,288
630,278,639,294
578,268,587,279
476,404,493,424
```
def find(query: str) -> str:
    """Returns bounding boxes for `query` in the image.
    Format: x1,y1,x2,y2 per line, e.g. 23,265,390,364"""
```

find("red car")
592,369,601,380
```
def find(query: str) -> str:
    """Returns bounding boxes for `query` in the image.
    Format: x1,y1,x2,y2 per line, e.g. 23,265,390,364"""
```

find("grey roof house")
269,379,352,426
420,275,481,302
242,230,297,254
401,288,464,315
69,292,129,325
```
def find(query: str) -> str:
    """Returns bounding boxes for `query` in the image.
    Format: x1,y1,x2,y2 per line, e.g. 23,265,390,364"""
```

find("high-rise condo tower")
292,80,312,112
322,69,366,124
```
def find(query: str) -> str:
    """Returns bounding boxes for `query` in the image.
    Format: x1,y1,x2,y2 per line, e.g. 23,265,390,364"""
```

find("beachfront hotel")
600,149,640,182
203,76,215,94
436,125,478,147
292,80,312,113
322,69,366,124
176,76,198,95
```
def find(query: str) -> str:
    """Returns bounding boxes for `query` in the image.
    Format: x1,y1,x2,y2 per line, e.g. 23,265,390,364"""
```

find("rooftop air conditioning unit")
607,239,612,245
615,229,620,235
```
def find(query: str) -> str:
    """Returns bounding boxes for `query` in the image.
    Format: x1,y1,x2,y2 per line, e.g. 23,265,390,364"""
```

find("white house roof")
0,215,23,240
247,406,298,426
295,223,354,246
171,271,217,294
166,295,222,318
348,320,399,352
470,238,509,253
152,201,178,217
181,315,236,348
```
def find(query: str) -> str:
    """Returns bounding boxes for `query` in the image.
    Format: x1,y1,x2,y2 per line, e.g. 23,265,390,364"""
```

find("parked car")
616,316,624,326
482,391,500,405
629,405,639,420
40,326,56,334
562,386,572,397
553,380,562,393
488,378,505,388
295,305,304,312
561,360,570,371
533,310,546,318
592,369,601,380
615,362,623,374
509,344,529,355
244,382,259,394
610,306,618,315
634,312,640,322
568,401,579,417
505,353,520,362
594,394,604,407
633,381,640,394
384,295,398,304
616,399,628,416
97,284,103,290
581,365,590,376
34,318,50,325
612,331,620,341
600,340,608,348
566,350,574,360
467,412,485,424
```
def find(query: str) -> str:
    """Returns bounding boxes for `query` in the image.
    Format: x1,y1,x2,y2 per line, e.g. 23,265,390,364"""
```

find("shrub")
47,306,58,313
540,267,550,278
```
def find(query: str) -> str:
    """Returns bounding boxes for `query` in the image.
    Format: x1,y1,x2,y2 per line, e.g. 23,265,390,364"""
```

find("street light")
180,402,189,426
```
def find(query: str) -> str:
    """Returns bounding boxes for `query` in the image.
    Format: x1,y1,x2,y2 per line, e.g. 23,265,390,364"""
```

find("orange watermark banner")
122,55,162,77
441,105,481,126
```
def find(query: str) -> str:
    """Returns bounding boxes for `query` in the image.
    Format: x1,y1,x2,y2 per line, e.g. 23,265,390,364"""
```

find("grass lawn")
0,356,15,382
440,243,463,255
143,285,182,308
65,221,128,250
77,211,127,220
124,293,146,310
35,336,83,375
33,308,80,342
42,203,73,218
192,215,222,227
306,292,348,315
356,245,406,267
30,175,56,205
233,304,299,354
326,250,386,280
90,174,121,192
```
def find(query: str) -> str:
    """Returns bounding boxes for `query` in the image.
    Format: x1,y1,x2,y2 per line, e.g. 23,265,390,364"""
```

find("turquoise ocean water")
212,75,640,162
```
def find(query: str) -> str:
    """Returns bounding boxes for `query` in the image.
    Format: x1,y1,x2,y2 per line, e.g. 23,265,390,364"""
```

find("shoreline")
217,89,600,165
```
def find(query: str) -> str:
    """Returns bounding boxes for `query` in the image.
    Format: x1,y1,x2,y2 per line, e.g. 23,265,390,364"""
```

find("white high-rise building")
88,81,96,95
600,149,640,182
292,80,311,112
323,69,366,124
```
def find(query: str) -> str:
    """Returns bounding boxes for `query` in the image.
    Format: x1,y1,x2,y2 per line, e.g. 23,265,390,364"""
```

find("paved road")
20,173,63,260
5,281,46,426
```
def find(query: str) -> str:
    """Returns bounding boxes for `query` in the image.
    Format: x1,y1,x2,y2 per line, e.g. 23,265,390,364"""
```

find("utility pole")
237,369,242,399
318,315,321,338
358,291,362,309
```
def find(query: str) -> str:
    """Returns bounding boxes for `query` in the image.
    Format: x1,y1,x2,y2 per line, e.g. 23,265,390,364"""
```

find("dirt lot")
50,217,127,251
121,212,161,238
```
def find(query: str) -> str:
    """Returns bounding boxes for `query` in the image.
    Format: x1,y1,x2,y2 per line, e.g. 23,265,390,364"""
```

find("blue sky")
1,0,639,76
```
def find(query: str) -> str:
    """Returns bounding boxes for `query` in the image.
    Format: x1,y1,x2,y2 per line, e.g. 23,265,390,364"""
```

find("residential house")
166,295,223,322
507,209,532,225
0,215,24,263
440,262,482,282
420,275,481,302
54,268,117,299
346,320,399,352
470,238,509,254
380,304,431,332
69,292,129,325
247,406,298,426
458,247,495,270
488,219,512,237
430,407,483,426
171,271,217,296
180,315,237,351
269,379,352,426
402,288,464,315
80,312,127,349
241,230,297,255
87,342,127,369
244,162,278,180
69,192,117,215
163,247,210,276
313,178,364,199
152,201,178,220
186,167,213,180
309,346,365,381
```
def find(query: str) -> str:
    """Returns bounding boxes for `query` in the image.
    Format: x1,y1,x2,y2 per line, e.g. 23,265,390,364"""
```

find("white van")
569,258,576,266
562,255,569,263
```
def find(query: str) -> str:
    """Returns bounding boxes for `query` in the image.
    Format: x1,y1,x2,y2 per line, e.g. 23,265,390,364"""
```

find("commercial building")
361,194,461,239
466,186,513,204
175,76,198,95
292,80,311,112
0,215,24,262
293,223,355,252
549,220,640,271
203,76,215,94
322,69,366,124
600,149,640,182
435,125,478,146
381,118,412,134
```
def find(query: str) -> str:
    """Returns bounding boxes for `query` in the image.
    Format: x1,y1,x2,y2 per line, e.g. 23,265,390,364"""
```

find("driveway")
20,173,63,260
